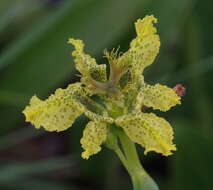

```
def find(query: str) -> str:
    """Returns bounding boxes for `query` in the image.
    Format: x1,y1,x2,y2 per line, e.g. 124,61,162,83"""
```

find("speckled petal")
81,121,107,159
136,84,181,112
68,39,107,84
119,15,160,86
115,113,176,156
23,83,85,132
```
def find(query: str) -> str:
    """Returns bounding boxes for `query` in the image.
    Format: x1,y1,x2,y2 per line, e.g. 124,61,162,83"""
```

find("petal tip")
135,15,158,37
82,152,90,160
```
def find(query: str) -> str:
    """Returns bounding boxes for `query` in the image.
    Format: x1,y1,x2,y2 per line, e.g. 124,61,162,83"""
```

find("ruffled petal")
80,121,107,159
23,83,85,132
131,15,160,70
115,113,176,156
119,15,160,86
68,39,107,84
135,15,157,38
136,84,181,112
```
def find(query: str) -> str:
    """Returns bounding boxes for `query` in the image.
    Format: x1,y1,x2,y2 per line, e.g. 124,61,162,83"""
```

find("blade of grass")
0,127,44,151
1,179,72,190
0,155,77,182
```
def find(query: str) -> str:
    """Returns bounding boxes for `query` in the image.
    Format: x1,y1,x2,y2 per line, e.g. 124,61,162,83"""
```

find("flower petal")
136,84,181,112
23,83,85,132
80,121,107,159
115,113,176,156
135,15,157,38
119,15,160,84
68,39,107,84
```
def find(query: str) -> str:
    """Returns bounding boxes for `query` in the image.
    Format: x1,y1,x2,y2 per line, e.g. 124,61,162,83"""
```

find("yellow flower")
23,15,181,159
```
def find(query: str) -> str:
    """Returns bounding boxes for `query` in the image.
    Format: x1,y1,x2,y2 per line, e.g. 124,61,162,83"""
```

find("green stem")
113,143,130,172
108,127,159,190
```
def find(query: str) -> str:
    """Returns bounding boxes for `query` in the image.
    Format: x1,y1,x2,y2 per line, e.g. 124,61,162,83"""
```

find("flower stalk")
106,127,159,190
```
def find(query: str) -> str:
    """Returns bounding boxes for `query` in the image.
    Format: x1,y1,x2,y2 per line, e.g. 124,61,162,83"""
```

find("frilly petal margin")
80,121,107,159
115,113,176,156
119,15,160,85
22,83,85,132
136,84,181,112
135,15,157,38
68,39,107,83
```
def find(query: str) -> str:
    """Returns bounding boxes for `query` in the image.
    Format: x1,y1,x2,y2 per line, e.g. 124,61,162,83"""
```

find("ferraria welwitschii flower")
23,15,181,160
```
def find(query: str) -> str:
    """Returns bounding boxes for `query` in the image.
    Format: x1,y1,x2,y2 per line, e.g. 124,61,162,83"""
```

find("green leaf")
1,179,72,190
0,128,43,151
0,0,45,34
172,123,213,190
0,156,76,182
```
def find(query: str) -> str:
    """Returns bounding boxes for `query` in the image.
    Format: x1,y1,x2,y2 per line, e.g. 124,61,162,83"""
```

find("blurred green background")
0,0,213,189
